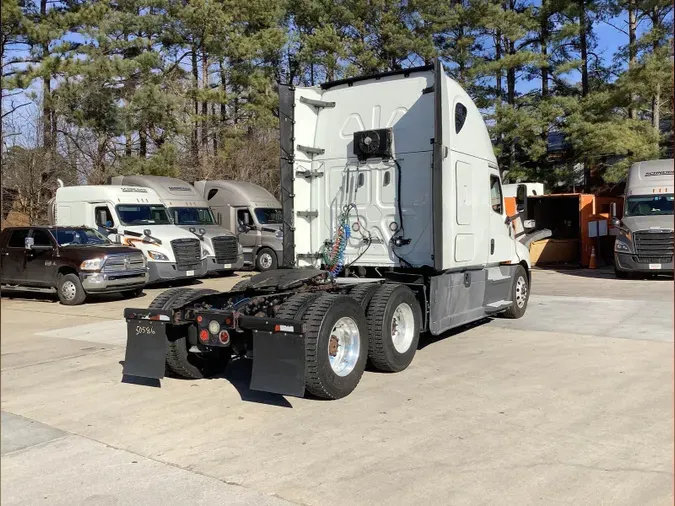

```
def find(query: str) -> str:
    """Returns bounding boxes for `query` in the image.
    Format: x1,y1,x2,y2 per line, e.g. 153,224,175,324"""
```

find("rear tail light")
218,330,230,345
199,329,209,343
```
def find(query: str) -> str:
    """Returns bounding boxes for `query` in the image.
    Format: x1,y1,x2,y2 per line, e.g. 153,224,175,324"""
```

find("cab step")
1,284,57,294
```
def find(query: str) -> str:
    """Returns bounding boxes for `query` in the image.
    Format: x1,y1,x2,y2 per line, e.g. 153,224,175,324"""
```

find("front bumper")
81,270,148,293
147,259,208,283
205,254,245,273
122,306,307,397
615,252,674,274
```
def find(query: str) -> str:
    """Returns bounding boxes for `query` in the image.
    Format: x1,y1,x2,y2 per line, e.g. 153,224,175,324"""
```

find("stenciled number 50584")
136,325,156,335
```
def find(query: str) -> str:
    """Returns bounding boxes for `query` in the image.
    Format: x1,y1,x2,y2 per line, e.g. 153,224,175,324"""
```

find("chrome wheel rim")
259,252,273,270
391,302,415,353
515,276,528,308
328,317,360,377
61,280,77,301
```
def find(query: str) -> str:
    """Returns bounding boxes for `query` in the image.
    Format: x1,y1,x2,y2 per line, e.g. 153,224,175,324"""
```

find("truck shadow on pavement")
416,317,491,351
119,359,293,408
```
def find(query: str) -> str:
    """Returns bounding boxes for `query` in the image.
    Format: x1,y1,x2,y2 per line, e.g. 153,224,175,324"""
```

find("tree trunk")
579,0,589,97
41,0,53,151
125,136,132,157
201,48,208,152
650,10,661,130
541,2,549,97
191,46,199,163
628,0,637,119
211,103,217,154
507,39,516,105
139,130,147,158
495,31,503,102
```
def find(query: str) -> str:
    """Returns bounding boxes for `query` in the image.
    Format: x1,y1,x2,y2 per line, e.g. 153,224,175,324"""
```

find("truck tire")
348,283,381,310
230,278,251,292
503,265,529,319
366,283,422,372
301,294,368,399
276,292,326,320
255,247,277,272
149,288,230,379
57,273,87,305
121,288,144,299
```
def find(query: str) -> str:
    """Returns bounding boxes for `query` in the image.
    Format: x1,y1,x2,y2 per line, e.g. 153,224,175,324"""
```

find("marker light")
218,330,230,345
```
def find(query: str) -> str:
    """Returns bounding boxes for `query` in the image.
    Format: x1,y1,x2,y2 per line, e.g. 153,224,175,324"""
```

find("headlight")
202,249,209,258
237,243,243,254
615,240,631,252
80,258,104,271
148,250,170,261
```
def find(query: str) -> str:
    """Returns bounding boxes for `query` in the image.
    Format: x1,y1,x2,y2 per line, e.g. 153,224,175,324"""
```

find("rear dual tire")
277,293,368,400
366,284,422,372
149,287,230,379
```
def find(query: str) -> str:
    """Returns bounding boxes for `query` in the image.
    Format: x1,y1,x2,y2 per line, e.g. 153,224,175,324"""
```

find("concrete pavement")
1,269,673,505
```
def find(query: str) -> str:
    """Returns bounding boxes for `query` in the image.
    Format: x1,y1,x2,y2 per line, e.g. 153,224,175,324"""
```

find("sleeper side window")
490,175,503,214
455,103,468,133
207,189,218,200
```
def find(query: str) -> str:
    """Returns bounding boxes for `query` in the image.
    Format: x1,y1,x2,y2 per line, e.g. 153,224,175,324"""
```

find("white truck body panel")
286,67,519,271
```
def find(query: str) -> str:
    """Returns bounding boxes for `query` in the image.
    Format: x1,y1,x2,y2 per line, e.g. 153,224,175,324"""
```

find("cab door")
24,229,57,287
1,228,30,284
488,171,514,263
235,207,260,260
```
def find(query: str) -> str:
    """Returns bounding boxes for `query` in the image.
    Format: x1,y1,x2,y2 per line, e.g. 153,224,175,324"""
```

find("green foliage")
1,0,673,193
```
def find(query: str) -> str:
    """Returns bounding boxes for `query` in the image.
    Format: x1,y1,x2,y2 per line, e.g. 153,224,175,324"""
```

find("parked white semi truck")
193,180,283,272
612,159,674,278
49,185,207,283
122,60,532,400
109,176,244,275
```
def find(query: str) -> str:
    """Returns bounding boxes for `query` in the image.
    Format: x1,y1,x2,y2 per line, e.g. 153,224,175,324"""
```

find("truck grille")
171,238,202,271
103,253,145,272
633,231,674,263
212,236,238,263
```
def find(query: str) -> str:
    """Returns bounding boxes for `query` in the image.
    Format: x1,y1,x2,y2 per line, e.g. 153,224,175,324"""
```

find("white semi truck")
193,180,283,272
49,185,207,283
122,60,532,400
109,176,244,275
612,159,674,278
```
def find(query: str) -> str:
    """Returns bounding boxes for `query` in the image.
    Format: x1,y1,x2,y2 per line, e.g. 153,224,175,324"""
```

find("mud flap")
250,330,306,397
122,320,167,380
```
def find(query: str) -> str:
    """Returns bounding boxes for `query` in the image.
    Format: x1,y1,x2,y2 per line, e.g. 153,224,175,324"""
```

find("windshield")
116,205,171,225
52,228,110,246
254,208,283,225
625,194,674,217
169,207,215,225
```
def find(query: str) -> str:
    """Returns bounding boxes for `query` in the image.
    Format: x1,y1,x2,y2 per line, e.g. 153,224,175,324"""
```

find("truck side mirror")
24,237,34,250
611,217,621,228
609,202,617,218
238,224,249,233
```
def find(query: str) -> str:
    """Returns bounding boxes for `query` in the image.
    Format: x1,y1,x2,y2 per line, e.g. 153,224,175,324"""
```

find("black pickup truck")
0,226,148,305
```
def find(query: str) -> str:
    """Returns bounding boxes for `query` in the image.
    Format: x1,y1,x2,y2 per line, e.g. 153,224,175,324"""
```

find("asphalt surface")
1,268,673,505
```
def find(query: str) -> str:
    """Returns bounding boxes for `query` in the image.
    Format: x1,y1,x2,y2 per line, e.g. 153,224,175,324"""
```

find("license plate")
649,264,662,270
186,270,195,276
223,264,231,269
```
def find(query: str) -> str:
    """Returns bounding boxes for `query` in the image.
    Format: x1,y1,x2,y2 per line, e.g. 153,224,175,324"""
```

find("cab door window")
31,229,54,247
95,206,114,228
490,176,503,214
237,209,253,227
7,229,29,248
